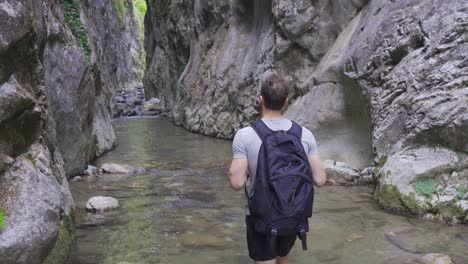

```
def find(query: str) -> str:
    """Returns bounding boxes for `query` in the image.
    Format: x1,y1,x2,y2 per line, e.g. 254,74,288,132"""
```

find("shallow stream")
70,118,468,264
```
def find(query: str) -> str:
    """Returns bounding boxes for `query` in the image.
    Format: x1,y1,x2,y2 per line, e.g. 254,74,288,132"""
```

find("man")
228,72,326,264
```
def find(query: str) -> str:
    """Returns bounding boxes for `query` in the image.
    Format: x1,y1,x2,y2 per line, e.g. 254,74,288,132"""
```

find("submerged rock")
86,196,120,213
101,163,145,175
181,233,226,250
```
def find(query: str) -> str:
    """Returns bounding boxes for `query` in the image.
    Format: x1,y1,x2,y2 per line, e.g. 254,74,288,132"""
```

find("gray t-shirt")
232,118,317,195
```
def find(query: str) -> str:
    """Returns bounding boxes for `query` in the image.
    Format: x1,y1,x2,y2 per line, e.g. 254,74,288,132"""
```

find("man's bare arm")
308,154,326,187
228,158,248,191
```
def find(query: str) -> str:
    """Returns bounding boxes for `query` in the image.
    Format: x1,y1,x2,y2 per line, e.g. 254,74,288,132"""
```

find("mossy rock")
434,202,465,223
43,210,75,264
375,185,427,215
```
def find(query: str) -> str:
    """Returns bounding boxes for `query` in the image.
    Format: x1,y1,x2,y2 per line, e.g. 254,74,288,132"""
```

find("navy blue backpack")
247,119,314,250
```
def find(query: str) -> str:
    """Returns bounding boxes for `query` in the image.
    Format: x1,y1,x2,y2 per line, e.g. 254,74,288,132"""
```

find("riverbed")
70,118,468,264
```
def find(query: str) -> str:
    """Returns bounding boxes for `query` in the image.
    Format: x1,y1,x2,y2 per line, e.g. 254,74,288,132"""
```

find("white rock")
83,165,101,176
438,195,456,204
143,97,161,111
101,163,130,174
421,253,453,264
458,200,468,212
86,196,119,212
324,160,360,182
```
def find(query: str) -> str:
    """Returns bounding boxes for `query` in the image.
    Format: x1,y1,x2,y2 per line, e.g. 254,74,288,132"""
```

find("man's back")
232,117,318,196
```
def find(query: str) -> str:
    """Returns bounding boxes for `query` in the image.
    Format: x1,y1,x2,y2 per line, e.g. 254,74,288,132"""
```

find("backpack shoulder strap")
287,121,303,139
251,120,274,141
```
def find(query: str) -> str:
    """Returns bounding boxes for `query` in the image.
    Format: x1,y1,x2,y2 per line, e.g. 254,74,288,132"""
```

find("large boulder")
0,144,74,264
375,147,467,222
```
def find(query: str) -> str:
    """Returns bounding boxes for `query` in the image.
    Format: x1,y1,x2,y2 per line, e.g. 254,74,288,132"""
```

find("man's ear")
283,98,289,108
259,95,264,105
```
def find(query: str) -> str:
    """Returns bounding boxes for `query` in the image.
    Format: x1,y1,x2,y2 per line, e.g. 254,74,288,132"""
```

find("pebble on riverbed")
86,196,119,213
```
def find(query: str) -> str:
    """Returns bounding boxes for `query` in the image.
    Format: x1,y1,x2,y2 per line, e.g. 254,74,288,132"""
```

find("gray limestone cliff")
81,0,145,95
144,0,468,222
0,1,76,263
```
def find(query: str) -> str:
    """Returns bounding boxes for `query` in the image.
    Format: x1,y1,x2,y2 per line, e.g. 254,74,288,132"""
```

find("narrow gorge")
0,0,467,263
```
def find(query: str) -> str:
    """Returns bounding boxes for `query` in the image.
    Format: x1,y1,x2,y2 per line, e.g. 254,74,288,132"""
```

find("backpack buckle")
269,228,278,249
299,227,308,250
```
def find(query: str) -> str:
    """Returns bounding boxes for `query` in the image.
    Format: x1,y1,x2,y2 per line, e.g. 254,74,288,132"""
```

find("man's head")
260,72,289,111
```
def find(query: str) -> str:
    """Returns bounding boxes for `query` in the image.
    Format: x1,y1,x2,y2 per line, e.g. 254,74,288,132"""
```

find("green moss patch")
113,0,128,26
61,0,91,62
434,202,465,223
134,0,147,39
375,185,427,215
43,210,75,264
456,187,467,200
172,64,187,97
0,209,6,229
414,178,438,199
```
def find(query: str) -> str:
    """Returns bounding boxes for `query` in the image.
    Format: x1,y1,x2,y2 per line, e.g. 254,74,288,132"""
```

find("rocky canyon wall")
0,0,77,263
0,0,142,262
145,0,468,222
81,0,145,93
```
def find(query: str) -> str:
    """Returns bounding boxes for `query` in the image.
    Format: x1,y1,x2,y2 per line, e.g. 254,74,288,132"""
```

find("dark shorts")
246,216,297,261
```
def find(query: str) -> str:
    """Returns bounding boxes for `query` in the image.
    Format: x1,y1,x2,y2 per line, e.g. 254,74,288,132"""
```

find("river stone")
143,98,161,111
421,254,453,264
324,160,360,184
384,228,450,254
101,163,145,175
86,196,119,213
101,163,130,174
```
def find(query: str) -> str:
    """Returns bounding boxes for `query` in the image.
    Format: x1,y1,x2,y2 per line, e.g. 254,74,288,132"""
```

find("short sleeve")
232,129,248,159
302,127,318,156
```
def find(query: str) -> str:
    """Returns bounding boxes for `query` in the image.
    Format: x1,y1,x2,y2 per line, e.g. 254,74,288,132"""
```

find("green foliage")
0,209,5,229
457,186,467,200
61,0,91,62
414,178,438,199
133,0,147,43
172,64,187,97
113,0,127,26
134,0,147,15
133,0,147,76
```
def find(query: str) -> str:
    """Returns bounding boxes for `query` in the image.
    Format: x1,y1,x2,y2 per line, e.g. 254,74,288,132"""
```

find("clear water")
70,118,468,264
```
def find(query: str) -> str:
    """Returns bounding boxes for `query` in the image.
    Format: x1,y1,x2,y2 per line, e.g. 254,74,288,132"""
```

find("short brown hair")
261,73,289,111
